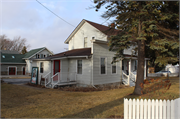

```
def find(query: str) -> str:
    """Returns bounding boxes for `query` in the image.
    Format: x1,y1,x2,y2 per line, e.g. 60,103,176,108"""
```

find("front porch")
42,72,77,88
121,58,148,86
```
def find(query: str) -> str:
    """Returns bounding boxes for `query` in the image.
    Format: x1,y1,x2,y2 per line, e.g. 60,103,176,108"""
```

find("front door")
53,60,60,75
9,67,16,75
23,67,25,75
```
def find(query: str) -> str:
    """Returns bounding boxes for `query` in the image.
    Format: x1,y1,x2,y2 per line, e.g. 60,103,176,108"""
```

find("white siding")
60,59,69,82
68,22,107,50
93,43,122,85
68,58,92,85
38,61,51,84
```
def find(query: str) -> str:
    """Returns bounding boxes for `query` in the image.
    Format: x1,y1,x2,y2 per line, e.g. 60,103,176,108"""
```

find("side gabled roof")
1,53,26,64
23,47,44,59
85,20,119,36
64,19,120,44
49,48,91,59
23,47,53,59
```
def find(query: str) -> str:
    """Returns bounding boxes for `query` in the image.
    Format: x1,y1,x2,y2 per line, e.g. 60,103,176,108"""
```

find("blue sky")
1,0,110,54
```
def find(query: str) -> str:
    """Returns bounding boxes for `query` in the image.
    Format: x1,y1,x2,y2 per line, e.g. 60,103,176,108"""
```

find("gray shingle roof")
23,47,45,59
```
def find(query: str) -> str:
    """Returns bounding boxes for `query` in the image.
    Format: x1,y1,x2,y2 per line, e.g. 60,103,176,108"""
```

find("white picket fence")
124,98,180,119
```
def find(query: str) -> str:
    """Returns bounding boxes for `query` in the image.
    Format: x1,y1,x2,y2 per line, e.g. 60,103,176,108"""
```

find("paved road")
1,78,31,85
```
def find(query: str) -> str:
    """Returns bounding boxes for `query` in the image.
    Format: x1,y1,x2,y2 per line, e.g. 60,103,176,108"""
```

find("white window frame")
99,57,107,75
8,66,17,75
111,58,117,75
76,59,83,75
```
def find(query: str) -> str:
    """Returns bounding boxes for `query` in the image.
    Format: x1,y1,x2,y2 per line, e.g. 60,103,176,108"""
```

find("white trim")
99,57,107,75
51,56,90,60
8,66,17,75
111,58,117,75
2,63,26,64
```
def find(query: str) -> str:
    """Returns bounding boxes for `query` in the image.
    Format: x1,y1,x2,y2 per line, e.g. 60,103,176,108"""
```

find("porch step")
52,81,77,86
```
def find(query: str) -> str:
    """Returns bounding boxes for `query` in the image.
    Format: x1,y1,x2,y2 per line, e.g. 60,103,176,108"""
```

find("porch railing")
122,71,129,85
129,72,136,82
43,72,51,87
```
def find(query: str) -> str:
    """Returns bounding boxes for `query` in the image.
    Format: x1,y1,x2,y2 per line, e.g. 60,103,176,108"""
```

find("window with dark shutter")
40,62,44,73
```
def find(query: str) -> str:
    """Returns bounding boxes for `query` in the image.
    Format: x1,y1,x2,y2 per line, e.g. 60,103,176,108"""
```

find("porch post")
120,58,122,84
144,60,146,79
128,59,131,85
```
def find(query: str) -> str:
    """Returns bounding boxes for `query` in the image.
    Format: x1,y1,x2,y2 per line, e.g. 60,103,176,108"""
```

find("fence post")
174,98,180,119
171,100,174,119
137,99,140,119
147,99,151,119
124,98,128,119
144,99,147,119
159,99,162,119
140,99,143,119
152,99,155,119
155,99,159,119
163,100,166,119
132,99,135,119
129,99,132,119
167,100,171,119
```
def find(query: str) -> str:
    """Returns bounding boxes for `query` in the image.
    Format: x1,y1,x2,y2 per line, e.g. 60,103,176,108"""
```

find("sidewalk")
0,75,31,79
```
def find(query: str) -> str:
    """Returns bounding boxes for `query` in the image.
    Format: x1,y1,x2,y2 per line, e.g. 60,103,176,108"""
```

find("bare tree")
0,34,30,53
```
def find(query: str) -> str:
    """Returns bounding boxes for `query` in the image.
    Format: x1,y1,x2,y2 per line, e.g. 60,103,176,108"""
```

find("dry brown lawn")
1,77,179,118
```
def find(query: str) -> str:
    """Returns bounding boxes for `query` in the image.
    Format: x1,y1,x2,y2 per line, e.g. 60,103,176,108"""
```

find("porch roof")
48,48,91,60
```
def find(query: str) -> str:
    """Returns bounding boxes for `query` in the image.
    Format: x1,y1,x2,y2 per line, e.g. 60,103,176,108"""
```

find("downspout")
91,43,97,89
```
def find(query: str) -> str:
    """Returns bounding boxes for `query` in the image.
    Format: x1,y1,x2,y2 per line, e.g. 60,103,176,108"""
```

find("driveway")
2,78,31,85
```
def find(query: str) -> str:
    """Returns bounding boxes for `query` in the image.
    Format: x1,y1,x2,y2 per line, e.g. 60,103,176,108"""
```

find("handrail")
51,72,59,79
123,71,128,77
44,72,51,78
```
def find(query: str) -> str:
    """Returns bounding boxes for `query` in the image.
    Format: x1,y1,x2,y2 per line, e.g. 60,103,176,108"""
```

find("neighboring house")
0,47,53,76
33,19,149,88
1,50,26,75
23,47,54,75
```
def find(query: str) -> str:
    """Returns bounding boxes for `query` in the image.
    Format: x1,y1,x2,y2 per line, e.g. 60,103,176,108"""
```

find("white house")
32,19,148,88
23,47,54,75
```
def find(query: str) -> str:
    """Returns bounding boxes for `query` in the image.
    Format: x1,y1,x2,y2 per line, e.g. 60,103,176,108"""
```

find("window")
36,54,38,58
122,60,124,70
40,54,43,58
92,37,95,40
77,60,82,74
2,55,5,58
84,37,87,48
40,62,44,73
12,56,15,58
47,54,49,57
112,59,116,74
101,58,106,74
44,55,46,58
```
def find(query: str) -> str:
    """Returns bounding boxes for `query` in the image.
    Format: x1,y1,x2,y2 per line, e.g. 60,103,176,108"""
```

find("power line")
36,0,75,27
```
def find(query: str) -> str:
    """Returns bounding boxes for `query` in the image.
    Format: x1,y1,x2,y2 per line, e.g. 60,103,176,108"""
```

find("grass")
1,77,179,118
